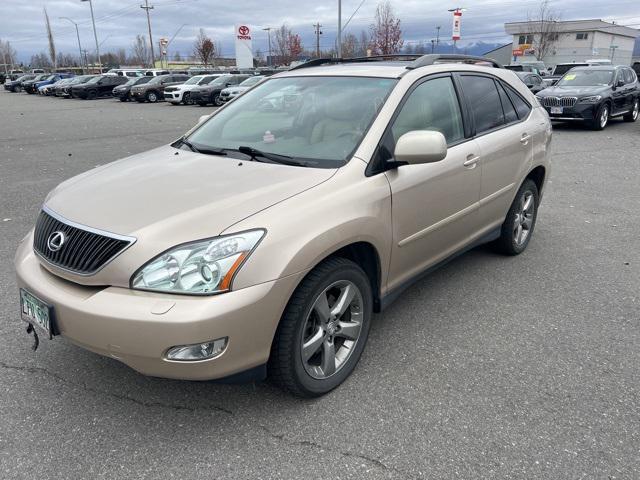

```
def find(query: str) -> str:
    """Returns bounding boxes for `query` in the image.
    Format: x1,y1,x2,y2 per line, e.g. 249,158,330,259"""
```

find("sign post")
235,25,254,69
451,8,462,52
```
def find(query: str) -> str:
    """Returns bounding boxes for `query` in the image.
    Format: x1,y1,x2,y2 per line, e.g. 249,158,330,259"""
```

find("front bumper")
164,90,183,102
542,102,597,122
15,232,303,381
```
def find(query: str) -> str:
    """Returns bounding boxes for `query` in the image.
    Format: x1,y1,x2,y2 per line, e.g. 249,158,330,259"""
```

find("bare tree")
130,35,149,66
527,0,560,61
357,30,370,56
30,52,52,69
44,8,56,69
193,29,215,66
57,52,78,67
370,1,403,55
341,33,358,58
274,24,303,65
0,39,18,69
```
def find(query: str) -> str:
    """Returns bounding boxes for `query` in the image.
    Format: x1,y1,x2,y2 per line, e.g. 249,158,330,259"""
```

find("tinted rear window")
460,75,504,134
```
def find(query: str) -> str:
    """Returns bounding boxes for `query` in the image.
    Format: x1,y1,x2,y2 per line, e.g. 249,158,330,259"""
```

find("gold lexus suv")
16,55,552,397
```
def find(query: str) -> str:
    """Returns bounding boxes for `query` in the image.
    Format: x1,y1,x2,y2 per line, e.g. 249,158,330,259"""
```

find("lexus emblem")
47,231,66,252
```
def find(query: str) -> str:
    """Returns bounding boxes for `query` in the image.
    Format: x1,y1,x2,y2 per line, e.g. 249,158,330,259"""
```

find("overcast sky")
2,0,639,61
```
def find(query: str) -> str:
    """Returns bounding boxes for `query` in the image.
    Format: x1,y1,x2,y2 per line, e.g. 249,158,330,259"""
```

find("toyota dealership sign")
235,24,253,69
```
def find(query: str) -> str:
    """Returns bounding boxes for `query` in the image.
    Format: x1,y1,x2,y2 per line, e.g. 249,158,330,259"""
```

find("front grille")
543,96,578,108
33,209,134,275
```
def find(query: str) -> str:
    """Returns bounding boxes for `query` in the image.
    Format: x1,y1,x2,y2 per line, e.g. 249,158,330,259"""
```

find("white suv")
165,74,223,105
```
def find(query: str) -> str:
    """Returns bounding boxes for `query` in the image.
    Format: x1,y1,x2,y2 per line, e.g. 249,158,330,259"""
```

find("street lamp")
262,27,272,66
337,0,342,58
80,0,102,72
60,17,84,73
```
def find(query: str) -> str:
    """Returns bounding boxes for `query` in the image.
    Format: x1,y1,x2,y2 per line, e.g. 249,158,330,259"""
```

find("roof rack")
289,53,503,71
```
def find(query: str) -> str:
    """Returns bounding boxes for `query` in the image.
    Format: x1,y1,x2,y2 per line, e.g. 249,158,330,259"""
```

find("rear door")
383,74,483,290
457,74,533,229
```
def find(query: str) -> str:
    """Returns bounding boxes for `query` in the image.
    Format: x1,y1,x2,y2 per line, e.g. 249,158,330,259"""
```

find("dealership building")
503,19,639,67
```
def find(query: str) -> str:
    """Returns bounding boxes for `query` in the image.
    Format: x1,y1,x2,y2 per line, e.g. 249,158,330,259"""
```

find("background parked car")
39,77,74,95
536,65,639,130
33,73,74,94
129,73,190,103
106,68,143,78
4,74,37,92
219,75,266,103
515,72,545,93
56,75,97,97
71,74,128,99
19,74,50,94
190,74,252,106
164,74,224,105
112,76,153,102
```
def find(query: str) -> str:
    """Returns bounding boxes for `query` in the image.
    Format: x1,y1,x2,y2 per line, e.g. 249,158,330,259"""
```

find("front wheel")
494,179,539,256
146,91,159,103
269,257,373,397
213,93,223,106
623,98,639,122
182,92,193,105
590,103,609,130
119,95,128,102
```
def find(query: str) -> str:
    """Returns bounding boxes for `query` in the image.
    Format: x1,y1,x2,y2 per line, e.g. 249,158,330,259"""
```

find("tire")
213,93,223,106
15,85,21,93
146,91,159,103
182,92,193,105
197,102,207,107
119,95,128,102
86,90,97,100
589,103,609,130
494,179,539,256
623,98,639,122
269,257,373,397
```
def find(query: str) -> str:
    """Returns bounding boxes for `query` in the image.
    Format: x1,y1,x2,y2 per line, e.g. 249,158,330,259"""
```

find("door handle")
463,154,480,168
520,133,531,144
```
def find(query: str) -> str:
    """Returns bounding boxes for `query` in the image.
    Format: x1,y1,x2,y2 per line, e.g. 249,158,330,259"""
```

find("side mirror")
198,115,209,124
617,79,625,87
394,130,447,165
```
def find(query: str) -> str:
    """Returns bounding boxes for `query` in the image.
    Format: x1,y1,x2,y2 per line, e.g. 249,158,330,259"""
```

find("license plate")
550,106,563,114
20,289,53,336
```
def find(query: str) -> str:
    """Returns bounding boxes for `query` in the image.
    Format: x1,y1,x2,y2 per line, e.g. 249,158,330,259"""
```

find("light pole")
60,17,84,73
436,25,441,49
262,27,272,66
337,0,342,58
80,0,102,72
140,0,156,67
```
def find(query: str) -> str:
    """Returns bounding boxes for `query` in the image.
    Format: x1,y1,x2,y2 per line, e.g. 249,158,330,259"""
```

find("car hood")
45,145,336,241
539,85,610,97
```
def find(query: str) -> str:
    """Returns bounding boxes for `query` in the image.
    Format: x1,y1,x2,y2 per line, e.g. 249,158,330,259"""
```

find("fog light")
166,337,228,361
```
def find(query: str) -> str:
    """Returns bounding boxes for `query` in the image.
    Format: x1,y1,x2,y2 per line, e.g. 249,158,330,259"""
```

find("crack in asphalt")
1,359,411,477
0,361,233,415
258,424,414,479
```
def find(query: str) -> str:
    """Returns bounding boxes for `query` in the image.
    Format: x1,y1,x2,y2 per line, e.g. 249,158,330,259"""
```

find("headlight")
578,95,602,104
131,229,265,295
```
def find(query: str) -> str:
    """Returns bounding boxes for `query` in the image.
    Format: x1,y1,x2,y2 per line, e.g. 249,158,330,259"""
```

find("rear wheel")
494,179,539,256
86,89,97,100
146,91,159,103
623,98,639,122
269,257,373,397
590,103,609,130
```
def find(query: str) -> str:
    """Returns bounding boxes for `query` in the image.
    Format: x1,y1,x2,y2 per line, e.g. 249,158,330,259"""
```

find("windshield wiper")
236,146,306,167
176,137,227,156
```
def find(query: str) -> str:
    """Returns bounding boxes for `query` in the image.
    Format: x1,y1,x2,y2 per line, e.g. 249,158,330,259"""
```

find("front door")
383,75,483,291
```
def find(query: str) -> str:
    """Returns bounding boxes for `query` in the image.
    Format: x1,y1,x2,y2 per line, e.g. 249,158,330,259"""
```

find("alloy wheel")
513,191,534,247
183,92,193,105
633,100,639,120
301,280,364,380
148,92,157,102
600,105,609,128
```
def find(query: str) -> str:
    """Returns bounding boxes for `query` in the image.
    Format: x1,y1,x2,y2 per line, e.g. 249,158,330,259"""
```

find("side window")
624,69,634,84
460,75,504,134
390,76,464,145
504,84,532,120
496,82,519,124
532,75,542,85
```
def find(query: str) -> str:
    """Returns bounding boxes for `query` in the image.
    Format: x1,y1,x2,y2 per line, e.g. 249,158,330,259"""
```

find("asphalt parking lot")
1,90,639,479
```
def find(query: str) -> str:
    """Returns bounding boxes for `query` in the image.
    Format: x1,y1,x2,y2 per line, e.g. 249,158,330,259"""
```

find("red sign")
512,49,523,56
452,10,462,41
237,25,251,40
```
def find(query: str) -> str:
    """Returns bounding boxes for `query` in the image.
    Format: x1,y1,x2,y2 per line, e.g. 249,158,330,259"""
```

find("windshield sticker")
564,74,576,81
263,131,276,144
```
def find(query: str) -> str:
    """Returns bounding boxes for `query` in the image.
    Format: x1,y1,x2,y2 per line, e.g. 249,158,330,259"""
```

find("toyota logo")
47,231,66,252
238,25,250,35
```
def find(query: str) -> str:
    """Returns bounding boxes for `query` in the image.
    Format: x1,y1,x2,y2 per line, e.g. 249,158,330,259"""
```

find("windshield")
187,76,397,167
209,76,232,86
86,76,103,84
148,75,166,84
183,76,202,85
239,76,263,87
557,70,614,86
554,64,588,76
127,76,151,86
